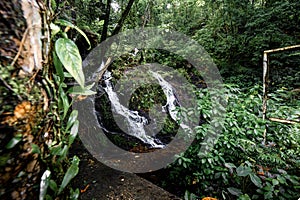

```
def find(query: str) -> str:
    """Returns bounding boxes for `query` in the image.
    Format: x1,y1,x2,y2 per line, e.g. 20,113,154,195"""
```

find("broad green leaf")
66,110,78,131
39,170,51,200
238,194,251,200
236,165,252,177
58,156,80,195
6,134,22,149
227,187,243,196
49,179,58,193
272,179,279,186
55,38,85,88
225,162,236,169
55,19,91,49
69,85,97,96
250,173,262,188
69,120,79,146
49,143,62,156
276,176,287,184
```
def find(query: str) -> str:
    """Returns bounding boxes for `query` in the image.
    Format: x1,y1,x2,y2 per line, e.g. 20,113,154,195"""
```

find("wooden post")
262,44,300,144
262,51,268,144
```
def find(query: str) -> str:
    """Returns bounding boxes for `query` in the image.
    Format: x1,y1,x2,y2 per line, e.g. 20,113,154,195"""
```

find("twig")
96,57,112,82
0,76,23,101
11,27,30,67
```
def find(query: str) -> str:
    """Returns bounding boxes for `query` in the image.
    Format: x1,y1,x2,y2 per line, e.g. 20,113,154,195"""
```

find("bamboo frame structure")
262,44,300,144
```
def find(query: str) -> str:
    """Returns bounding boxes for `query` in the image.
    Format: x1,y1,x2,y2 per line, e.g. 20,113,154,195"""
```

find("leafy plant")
37,15,94,199
164,83,300,199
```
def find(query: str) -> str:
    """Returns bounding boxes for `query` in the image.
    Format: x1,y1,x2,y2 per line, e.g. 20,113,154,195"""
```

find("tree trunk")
0,0,50,199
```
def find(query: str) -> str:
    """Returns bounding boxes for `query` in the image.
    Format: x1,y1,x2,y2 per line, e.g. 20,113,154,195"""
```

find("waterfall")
99,70,190,148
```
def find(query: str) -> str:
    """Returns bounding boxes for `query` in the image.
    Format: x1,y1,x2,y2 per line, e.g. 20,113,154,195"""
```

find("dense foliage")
53,0,300,199
2,0,297,199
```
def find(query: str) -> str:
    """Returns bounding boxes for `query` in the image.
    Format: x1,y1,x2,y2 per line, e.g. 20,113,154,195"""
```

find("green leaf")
272,179,279,186
31,144,41,154
0,153,10,167
39,170,51,200
69,120,79,146
276,176,287,184
45,194,53,200
70,188,80,200
6,134,22,149
238,194,251,200
50,23,61,37
58,156,80,195
225,162,236,169
69,85,97,95
250,173,262,188
49,179,58,193
66,110,78,131
236,165,252,177
227,187,243,196
49,143,63,156
58,86,70,119
53,51,64,82
55,19,91,49
50,0,57,11
57,145,69,161
55,38,84,88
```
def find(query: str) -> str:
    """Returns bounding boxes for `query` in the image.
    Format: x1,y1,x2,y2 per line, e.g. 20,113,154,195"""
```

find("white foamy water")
101,70,191,148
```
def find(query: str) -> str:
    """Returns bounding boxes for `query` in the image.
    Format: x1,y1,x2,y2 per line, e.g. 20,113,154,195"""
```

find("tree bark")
100,0,112,42
111,0,136,36
0,0,50,199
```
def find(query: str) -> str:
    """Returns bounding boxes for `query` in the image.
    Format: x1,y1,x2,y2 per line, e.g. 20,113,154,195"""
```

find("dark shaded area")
70,141,182,200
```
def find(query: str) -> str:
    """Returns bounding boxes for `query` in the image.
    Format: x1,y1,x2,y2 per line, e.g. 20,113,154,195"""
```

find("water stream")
98,70,190,148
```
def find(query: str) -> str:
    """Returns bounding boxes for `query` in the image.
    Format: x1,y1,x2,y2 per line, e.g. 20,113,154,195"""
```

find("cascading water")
98,70,190,148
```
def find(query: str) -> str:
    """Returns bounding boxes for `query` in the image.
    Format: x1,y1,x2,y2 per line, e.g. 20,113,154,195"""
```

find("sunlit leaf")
50,23,60,37
69,85,97,95
227,187,242,196
69,120,79,146
39,170,51,200
225,162,236,169
55,38,84,88
66,110,78,131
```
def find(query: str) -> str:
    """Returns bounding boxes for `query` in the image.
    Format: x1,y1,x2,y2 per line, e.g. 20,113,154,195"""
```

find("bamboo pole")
262,44,300,144
262,52,268,145
268,118,299,125
264,44,300,54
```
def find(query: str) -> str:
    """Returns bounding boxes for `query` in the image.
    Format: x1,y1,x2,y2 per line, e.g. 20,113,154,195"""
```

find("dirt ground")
70,142,182,200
